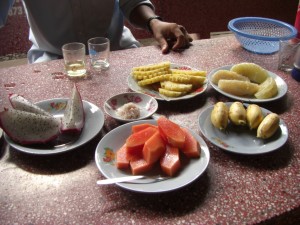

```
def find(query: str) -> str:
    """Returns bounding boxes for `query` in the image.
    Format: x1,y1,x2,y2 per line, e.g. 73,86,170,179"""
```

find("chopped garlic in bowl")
104,92,158,123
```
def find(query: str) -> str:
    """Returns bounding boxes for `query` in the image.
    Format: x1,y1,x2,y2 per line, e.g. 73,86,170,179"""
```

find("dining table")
0,35,299,225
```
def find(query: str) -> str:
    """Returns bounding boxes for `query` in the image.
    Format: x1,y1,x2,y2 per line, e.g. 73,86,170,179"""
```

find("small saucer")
104,92,158,122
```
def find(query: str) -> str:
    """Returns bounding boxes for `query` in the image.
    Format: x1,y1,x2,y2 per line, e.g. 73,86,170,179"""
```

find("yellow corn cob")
160,81,193,92
169,74,206,85
133,69,170,80
138,74,170,86
132,61,171,71
171,69,207,77
158,88,186,97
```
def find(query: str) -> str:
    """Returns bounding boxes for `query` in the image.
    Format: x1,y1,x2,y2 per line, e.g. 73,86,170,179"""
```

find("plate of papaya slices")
0,85,104,155
95,117,210,193
198,102,288,154
208,63,288,103
128,61,208,101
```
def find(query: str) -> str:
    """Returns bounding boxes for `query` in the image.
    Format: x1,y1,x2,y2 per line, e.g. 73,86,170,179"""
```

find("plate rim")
95,119,210,193
4,98,104,155
198,102,288,155
127,63,208,101
207,65,288,103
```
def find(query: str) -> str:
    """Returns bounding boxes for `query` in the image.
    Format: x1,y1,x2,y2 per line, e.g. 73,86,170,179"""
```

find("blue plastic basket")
228,17,297,54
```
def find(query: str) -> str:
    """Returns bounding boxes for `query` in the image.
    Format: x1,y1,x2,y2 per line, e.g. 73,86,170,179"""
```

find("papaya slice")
143,131,166,164
160,145,181,176
126,127,158,154
157,116,185,148
130,156,153,175
181,128,200,158
132,123,158,133
116,144,130,169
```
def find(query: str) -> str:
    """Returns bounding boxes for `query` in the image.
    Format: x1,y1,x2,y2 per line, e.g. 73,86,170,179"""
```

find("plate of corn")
128,62,208,101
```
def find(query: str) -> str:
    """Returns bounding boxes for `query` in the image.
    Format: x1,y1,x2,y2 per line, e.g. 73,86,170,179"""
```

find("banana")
229,102,247,126
210,102,229,130
257,113,280,139
246,104,264,130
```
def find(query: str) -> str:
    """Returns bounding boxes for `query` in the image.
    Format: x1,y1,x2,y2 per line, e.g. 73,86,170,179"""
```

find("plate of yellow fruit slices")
198,102,288,154
128,62,208,101
208,63,287,103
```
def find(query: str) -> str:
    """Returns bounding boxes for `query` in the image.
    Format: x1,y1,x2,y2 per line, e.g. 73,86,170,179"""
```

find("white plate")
208,65,288,103
4,98,104,155
104,92,158,122
95,120,210,193
198,102,288,154
127,63,208,101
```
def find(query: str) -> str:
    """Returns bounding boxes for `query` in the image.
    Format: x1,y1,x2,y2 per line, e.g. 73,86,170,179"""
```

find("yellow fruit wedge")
211,70,250,85
230,63,269,84
218,80,259,96
254,77,278,99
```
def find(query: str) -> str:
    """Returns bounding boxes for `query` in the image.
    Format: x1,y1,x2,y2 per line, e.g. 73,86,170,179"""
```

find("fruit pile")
116,116,200,177
0,84,85,145
211,102,280,139
211,62,278,99
132,61,207,97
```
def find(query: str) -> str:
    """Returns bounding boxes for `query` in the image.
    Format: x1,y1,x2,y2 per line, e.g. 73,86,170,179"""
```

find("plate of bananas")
128,61,208,101
198,102,288,154
208,63,287,103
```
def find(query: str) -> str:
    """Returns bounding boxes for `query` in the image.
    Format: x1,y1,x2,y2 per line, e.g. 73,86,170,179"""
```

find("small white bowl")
104,92,158,122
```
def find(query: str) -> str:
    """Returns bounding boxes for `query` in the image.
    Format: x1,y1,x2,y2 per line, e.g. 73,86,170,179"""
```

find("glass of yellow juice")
62,42,87,77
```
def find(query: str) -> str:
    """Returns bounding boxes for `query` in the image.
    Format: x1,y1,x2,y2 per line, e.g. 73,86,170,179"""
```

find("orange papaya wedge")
126,126,158,154
130,156,153,175
160,145,181,176
132,123,158,133
181,128,200,158
116,144,130,169
157,116,185,148
143,131,166,164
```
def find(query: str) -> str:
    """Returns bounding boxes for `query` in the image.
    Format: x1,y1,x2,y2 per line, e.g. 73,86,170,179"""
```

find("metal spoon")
97,175,170,185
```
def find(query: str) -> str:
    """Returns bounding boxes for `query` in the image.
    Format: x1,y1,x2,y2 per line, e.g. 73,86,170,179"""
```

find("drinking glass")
88,37,110,71
62,42,87,77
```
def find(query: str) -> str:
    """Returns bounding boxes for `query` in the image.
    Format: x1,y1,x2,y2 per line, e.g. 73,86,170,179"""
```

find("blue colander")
228,17,297,54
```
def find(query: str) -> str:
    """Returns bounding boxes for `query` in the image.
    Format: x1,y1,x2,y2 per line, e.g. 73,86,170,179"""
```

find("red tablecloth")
0,36,299,225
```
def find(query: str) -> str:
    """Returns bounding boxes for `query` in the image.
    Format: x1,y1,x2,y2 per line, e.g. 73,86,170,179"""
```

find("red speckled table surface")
0,36,299,225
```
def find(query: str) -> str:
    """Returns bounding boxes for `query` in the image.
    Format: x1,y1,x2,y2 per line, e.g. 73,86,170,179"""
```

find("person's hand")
150,20,193,54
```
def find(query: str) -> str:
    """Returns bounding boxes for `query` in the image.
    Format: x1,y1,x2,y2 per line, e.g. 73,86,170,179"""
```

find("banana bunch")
210,101,280,139
211,62,278,99
132,61,207,98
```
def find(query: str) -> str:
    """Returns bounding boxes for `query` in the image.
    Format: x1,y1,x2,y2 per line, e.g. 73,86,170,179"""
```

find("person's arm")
129,4,192,54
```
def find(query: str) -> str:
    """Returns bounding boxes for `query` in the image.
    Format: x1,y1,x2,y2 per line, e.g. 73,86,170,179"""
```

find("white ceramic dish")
4,98,104,155
198,102,288,154
127,63,208,101
208,65,288,103
104,92,158,122
95,120,210,193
